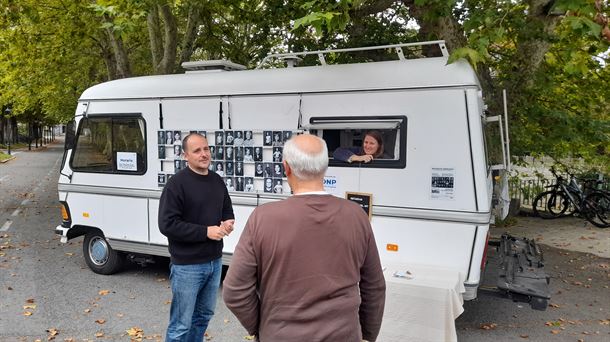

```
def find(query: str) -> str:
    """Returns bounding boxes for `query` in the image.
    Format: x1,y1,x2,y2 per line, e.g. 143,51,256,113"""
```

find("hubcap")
89,236,109,266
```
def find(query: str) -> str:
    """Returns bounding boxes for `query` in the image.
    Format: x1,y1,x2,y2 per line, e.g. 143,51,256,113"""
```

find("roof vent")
181,60,247,73
281,56,303,68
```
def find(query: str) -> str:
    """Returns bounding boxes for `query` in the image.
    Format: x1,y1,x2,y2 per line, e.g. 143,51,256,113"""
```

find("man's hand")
221,219,235,235
207,225,226,241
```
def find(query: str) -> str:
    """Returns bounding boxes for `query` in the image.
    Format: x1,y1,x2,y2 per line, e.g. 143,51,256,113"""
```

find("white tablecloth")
377,263,466,342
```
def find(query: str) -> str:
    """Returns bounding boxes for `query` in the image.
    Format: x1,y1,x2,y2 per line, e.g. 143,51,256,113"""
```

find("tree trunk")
104,14,132,79
179,4,201,66
147,5,164,72
158,2,178,74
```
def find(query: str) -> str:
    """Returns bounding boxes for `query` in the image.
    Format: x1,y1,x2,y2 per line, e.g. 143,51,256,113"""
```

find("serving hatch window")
70,115,147,174
306,115,407,169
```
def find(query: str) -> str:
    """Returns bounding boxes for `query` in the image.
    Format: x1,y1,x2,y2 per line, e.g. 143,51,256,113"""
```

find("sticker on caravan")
430,167,455,200
117,152,138,171
323,175,338,194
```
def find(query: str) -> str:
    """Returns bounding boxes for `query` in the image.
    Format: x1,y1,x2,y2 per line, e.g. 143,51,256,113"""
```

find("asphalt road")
0,142,608,341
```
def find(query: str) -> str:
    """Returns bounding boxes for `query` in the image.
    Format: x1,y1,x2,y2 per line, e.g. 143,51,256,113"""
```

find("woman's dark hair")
364,130,384,158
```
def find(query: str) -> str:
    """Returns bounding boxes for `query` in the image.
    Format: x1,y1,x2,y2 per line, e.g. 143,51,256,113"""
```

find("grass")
0,142,28,149
0,152,12,162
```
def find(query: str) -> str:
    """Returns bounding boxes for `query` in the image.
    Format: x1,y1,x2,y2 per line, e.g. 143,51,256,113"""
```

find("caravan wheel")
83,231,124,275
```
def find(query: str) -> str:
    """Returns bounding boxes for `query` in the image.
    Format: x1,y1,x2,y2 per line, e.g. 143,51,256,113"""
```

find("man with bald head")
159,133,235,342
223,134,386,342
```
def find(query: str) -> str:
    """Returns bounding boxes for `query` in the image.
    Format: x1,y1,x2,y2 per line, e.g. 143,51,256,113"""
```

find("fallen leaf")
479,323,498,330
156,278,166,282
549,303,560,308
84,309,91,313
126,327,143,338
98,290,110,296
23,311,33,316
550,330,561,334
519,334,529,338
244,336,255,340
95,332,104,338
224,318,230,324
164,300,171,305
65,253,74,256
116,313,124,318
64,338,75,342
23,304,36,310
95,319,106,324
26,298,35,303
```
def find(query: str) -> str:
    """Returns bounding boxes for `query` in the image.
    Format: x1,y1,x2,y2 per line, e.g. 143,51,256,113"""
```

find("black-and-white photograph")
225,146,234,161
283,130,292,142
214,161,225,176
272,131,283,146
158,173,166,184
264,177,273,193
158,145,166,159
190,130,197,134
255,163,264,177
273,163,283,178
226,161,234,176
235,177,244,192
263,162,273,178
244,177,254,192
158,131,165,145
173,131,182,145
215,131,224,145
233,131,244,146
235,147,244,161
243,147,254,162
208,162,214,172
273,179,283,194
173,145,182,159
235,162,244,176
198,130,207,137
165,131,173,145
243,130,254,146
209,146,216,159
272,147,283,162
216,146,224,160
254,146,263,161
166,174,172,181
181,160,188,169
174,160,182,171
225,131,234,145
263,131,273,146
225,177,235,191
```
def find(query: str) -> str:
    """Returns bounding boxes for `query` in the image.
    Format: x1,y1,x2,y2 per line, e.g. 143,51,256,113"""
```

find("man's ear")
283,160,291,176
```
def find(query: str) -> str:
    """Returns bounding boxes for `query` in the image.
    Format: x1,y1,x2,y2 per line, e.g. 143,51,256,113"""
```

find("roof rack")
256,40,448,69
182,60,247,72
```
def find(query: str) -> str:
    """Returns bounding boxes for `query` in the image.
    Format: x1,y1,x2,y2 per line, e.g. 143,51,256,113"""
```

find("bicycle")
532,168,610,228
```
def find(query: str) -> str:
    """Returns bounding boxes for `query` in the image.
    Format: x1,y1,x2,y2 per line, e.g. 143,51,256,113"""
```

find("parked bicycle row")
532,167,610,228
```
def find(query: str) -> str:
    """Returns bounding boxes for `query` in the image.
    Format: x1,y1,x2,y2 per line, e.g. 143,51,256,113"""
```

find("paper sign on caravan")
323,175,339,195
117,152,138,171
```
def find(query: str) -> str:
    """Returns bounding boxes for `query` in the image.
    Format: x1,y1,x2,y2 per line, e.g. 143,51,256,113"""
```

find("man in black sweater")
159,133,235,342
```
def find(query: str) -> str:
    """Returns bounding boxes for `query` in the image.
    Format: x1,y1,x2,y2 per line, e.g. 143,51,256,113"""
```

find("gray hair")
283,134,328,180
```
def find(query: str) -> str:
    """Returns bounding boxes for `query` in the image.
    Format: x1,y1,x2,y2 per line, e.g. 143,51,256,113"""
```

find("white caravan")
56,41,548,308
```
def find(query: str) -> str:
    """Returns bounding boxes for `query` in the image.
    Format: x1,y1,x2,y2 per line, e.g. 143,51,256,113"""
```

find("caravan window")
70,115,147,174
307,115,407,169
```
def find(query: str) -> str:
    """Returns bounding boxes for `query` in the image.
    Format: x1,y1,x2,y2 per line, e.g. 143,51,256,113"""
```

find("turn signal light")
386,244,399,252
60,204,69,221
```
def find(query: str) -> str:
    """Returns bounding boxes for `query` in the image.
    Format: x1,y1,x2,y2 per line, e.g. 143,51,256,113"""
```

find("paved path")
491,215,610,258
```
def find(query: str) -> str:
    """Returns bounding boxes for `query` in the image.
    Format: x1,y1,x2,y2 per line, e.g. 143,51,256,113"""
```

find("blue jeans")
166,258,222,342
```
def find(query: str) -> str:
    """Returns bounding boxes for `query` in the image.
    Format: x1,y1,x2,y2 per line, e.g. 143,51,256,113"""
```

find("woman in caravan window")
333,130,389,163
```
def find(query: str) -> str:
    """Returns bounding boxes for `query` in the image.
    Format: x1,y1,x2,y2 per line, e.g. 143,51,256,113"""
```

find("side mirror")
64,120,76,150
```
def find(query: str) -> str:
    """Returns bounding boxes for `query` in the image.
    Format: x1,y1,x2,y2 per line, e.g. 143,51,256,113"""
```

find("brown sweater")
223,194,386,342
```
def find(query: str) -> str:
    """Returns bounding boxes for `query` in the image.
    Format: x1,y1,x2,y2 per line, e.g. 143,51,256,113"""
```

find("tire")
83,230,124,274
533,191,566,219
583,192,610,228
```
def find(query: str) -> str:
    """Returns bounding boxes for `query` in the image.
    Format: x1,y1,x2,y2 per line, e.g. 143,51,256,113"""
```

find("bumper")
55,225,69,243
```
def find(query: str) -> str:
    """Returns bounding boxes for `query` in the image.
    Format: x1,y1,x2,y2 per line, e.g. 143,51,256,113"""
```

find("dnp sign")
323,175,338,194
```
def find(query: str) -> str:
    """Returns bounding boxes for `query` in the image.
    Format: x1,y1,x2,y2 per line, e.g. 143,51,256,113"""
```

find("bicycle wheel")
547,191,572,217
583,192,610,228
533,190,567,219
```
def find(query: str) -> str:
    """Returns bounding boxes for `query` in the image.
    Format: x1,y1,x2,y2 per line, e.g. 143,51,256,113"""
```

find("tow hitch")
487,233,551,310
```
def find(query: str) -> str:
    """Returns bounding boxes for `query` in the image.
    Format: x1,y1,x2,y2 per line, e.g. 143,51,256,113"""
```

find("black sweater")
158,167,234,264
